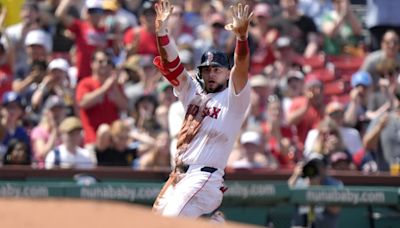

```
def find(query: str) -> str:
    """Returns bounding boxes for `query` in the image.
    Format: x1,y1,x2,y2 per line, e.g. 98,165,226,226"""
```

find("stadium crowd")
0,0,399,174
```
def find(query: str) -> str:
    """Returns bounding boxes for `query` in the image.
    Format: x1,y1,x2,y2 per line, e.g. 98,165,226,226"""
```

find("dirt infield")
0,198,259,228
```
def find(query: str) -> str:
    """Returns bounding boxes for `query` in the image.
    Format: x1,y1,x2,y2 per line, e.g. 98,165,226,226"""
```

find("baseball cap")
103,0,119,11
59,117,83,133
2,91,22,106
276,36,291,49
351,71,372,88
139,0,156,16
25,30,52,53
329,151,352,165
250,74,269,87
85,0,103,9
48,58,70,72
179,49,194,65
43,96,65,110
240,131,262,146
286,70,304,81
157,81,172,93
198,50,230,69
325,101,344,115
254,3,271,17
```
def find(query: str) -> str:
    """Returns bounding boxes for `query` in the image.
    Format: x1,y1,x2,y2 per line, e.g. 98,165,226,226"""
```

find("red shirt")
251,44,275,75
288,97,323,147
0,64,12,98
262,122,298,168
123,27,158,57
76,77,120,144
68,19,106,81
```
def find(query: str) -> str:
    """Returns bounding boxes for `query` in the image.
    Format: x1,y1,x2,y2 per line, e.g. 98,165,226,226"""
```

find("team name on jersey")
186,104,221,119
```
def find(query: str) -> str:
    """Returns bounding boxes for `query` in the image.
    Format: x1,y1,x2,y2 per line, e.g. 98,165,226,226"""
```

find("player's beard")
205,82,226,93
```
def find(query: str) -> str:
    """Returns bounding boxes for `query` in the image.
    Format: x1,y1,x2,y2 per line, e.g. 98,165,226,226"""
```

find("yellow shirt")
0,0,25,27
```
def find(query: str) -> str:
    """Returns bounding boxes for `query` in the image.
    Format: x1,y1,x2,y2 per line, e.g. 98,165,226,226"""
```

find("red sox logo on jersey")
186,104,221,119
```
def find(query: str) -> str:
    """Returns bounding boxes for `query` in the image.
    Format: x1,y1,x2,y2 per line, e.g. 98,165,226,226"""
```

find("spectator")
30,95,66,168
363,109,390,171
280,70,305,115
4,1,41,76
306,117,347,159
13,29,52,98
0,37,14,100
230,131,277,169
138,130,171,170
365,0,400,51
321,0,363,56
287,76,325,149
103,0,138,33
1,92,30,156
56,0,108,81
155,81,176,131
39,0,80,59
247,74,272,131
264,36,301,90
271,0,319,57
328,150,355,170
360,30,400,87
130,94,161,134
249,2,276,75
367,59,400,117
298,0,333,28
45,116,95,169
288,157,343,228
123,2,158,57
167,3,194,47
305,101,363,156
2,139,30,166
120,55,146,105
262,95,298,168
344,71,373,136
76,50,128,146
31,58,73,113
95,120,137,167
194,12,232,62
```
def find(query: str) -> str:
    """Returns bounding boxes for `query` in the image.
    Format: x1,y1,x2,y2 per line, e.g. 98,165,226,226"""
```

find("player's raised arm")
225,3,253,94
153,0,187,86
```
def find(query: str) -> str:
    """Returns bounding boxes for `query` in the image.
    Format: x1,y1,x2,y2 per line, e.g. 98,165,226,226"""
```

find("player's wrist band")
235,39,249,56
157,35,170,46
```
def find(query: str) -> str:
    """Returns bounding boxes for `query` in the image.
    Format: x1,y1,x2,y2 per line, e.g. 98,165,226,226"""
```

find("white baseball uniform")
155,70,251,217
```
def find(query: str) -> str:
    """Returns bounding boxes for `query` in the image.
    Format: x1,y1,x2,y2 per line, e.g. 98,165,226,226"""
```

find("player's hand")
225,3,253,40
154,0,173,33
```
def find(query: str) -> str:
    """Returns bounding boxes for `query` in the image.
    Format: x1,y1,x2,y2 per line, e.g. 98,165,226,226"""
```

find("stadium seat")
324,80,349,96
297,54,325,72
307,68,335,82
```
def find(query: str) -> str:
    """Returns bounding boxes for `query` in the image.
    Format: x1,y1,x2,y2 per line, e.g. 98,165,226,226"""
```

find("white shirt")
173,72,251,169
304,127,363,156
45,144,95,169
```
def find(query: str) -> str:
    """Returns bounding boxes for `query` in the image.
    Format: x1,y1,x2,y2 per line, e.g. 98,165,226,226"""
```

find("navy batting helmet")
198,50,230,69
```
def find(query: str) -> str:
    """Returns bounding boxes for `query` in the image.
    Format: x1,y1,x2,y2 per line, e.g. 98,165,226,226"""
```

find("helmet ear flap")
196,67,204,88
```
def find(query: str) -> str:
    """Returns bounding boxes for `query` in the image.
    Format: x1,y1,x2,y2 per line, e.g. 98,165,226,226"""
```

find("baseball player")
152,0,253,218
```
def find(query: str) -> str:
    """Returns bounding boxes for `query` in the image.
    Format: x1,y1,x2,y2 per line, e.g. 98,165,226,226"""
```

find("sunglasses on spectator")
88,8,104,15
212,23,225,29
329,110,343,118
